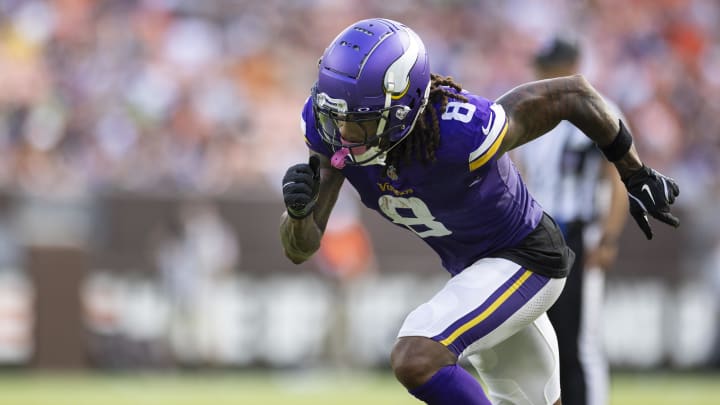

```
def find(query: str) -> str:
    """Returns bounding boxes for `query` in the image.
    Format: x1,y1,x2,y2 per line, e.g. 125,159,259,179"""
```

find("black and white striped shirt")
514,101,625,225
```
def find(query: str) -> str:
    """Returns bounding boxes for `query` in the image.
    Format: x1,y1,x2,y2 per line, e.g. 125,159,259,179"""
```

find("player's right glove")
623,165,680,240
282,156,321,220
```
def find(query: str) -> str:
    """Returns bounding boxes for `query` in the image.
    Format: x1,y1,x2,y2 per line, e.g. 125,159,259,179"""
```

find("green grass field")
0,370,718,405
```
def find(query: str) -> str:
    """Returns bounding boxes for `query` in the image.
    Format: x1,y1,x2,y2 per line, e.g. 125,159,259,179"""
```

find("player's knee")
391,351,434,389
390,336,456,389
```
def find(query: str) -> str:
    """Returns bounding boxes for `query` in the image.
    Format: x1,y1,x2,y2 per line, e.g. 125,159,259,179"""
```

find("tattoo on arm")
496,75,643,177
280,153,344,263
497,75,619,151
312,163,345,233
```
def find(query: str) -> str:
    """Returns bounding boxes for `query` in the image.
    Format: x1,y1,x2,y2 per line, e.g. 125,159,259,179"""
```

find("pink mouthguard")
331,148,350,169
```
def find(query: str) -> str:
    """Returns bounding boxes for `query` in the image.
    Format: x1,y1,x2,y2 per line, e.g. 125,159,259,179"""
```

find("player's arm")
495,74,679,239
280,151,344,264
495,75,641,174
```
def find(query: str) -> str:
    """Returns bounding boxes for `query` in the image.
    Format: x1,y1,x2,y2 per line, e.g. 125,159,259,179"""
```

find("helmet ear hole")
395,106,411,120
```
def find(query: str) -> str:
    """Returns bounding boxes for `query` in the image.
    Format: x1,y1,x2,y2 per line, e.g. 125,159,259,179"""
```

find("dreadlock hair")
385,73,468,171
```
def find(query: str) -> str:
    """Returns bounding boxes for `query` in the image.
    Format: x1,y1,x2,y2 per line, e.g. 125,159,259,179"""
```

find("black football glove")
282,156,321,220
623,165,680,240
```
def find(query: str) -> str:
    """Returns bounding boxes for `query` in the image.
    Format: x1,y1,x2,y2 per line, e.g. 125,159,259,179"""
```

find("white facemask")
350,146,387,166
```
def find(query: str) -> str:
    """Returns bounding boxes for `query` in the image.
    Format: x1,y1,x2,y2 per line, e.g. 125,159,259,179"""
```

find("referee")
515,36,629,405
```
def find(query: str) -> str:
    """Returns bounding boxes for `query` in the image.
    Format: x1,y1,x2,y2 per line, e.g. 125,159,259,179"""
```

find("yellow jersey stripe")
440,269,533,347
469,121,508,171
468,104,506,161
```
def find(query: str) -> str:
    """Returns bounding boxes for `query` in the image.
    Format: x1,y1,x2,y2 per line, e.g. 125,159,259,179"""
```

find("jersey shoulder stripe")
468,103,508,171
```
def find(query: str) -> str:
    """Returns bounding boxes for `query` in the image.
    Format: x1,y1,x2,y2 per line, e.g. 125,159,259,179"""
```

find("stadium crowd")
0,0,717,195
0,0,716,268
3,0,718,255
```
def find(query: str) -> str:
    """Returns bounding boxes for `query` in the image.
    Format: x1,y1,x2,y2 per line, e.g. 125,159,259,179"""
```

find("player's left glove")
623,165,680,240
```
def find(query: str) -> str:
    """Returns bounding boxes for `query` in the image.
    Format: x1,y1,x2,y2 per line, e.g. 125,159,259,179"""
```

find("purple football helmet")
313,18,431,167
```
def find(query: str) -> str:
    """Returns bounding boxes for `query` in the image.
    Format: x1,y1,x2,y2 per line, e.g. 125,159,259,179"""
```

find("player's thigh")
464,314,561,405
397,257,565,357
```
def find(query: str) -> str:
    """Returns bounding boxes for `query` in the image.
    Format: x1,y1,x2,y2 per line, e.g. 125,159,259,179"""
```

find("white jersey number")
378,195,452,238
441,101,477,123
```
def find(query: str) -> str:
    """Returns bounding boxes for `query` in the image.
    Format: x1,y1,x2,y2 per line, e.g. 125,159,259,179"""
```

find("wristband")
600,120,633,162
287,208,311,220
286,194,318,220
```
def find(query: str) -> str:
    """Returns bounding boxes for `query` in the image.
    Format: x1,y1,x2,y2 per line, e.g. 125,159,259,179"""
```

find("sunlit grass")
0,369,717,405
610,371,720,405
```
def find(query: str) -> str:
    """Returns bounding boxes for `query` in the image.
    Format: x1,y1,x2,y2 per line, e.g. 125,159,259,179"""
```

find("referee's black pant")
547,220,586,405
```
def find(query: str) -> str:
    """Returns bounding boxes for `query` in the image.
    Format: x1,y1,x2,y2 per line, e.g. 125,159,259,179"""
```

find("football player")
280,18,679,405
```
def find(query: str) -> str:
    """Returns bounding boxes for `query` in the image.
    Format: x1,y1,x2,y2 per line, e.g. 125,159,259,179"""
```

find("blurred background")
0,0,718,403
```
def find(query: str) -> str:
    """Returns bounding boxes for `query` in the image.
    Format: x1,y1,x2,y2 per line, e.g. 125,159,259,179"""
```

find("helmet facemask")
312,85,418,167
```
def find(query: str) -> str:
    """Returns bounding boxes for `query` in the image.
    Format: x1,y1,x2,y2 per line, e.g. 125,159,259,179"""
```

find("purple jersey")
301,91,544,276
